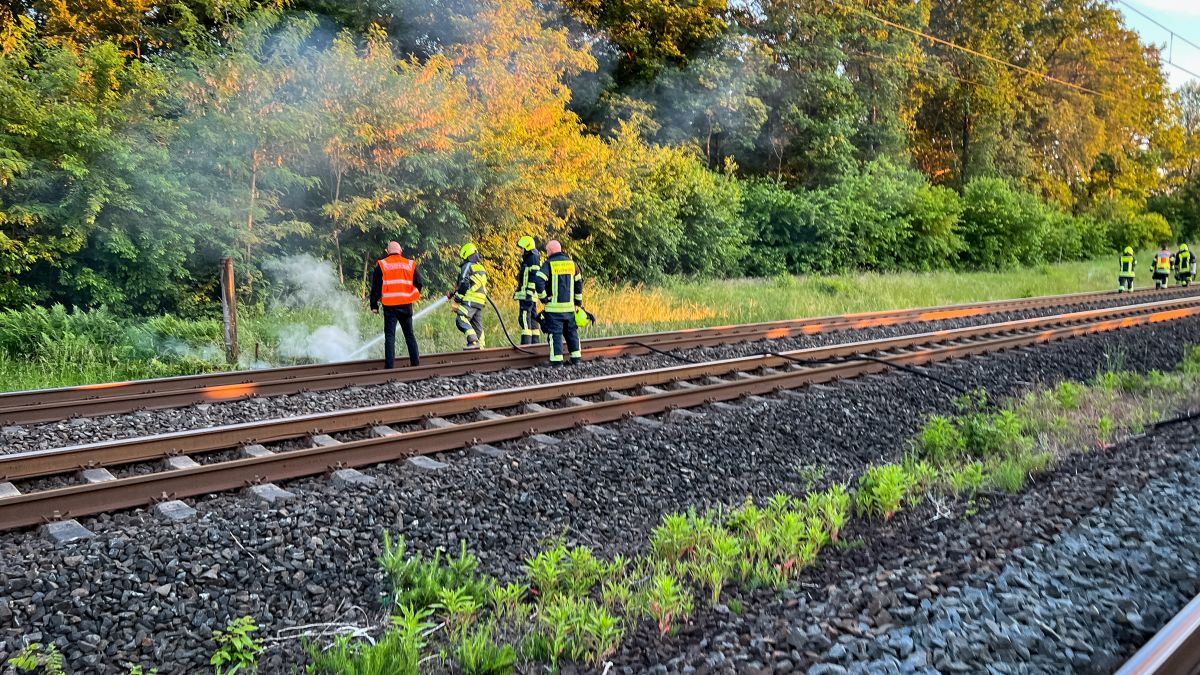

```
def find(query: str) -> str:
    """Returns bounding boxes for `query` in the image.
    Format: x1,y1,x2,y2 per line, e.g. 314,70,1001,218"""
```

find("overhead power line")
832,1,1109,98
1113,0,1200,82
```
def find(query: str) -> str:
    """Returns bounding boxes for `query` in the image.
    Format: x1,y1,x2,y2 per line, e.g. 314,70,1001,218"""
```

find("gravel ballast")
0,317,1197,673
3,291,1194,454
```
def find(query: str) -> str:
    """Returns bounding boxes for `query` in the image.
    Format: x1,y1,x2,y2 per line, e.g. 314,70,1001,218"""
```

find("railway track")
1118,589,1200,675
1,294,1198,534
0,286,1193,426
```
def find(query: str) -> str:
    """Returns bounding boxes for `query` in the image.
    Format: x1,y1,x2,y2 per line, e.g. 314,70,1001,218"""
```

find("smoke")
264,254,371,363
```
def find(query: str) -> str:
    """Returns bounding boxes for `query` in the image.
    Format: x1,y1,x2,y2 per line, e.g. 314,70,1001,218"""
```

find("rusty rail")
0,296,1197,531
4,295,1199,483
0,287,1189,426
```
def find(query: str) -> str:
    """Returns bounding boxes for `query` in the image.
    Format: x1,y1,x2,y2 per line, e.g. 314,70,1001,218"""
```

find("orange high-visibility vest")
1156,251,1172,272
378,255,420,306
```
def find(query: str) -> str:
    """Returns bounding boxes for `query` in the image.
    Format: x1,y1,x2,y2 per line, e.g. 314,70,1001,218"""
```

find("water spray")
347,296,449,361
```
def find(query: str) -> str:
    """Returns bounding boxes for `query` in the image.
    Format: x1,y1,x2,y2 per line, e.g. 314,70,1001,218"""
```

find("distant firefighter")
1176,243,1194,287
1152,245,1174,289
370,241,423,368
535,240,584,367
513,235,543,345
449,242,488,350
1118,247,1136,293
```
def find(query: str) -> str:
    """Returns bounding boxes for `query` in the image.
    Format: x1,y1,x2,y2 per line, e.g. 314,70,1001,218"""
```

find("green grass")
0,257,1135,392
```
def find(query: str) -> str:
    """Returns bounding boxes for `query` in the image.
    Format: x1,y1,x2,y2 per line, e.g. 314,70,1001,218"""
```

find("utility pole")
220,257,239,366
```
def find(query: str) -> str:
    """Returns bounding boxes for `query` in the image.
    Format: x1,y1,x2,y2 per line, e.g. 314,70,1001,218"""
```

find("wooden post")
220,257,239,365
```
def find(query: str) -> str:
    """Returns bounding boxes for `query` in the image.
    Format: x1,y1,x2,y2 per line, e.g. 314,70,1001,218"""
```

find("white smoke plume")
264,254,370,363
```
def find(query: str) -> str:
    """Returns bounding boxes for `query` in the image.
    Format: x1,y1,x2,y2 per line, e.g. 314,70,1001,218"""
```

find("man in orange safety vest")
370,241,424,368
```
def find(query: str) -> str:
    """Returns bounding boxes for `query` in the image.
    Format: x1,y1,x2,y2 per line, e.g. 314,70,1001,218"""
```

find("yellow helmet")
517,236,536,251
1182,243,1190,252
459,242,477,260
1124,246,1134,255
575,307,593,328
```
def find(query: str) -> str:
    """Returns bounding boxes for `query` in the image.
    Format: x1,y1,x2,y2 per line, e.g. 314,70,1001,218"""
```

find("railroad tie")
153,500,198,522
310,434,340,447
371,425,401,437
239,444,274,459
603,391,630,401
522,403,552,414
161,456,201,471
245,483,296,504
42,519,95,545
331,469,377,489
78,468,116,484
424,417,456,430
476,410,507,421
562,397,590,407
469,444,507,459
0,482,20,498
406,456,448,472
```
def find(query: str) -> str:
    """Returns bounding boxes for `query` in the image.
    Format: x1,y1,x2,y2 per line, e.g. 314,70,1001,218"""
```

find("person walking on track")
514,235,542,345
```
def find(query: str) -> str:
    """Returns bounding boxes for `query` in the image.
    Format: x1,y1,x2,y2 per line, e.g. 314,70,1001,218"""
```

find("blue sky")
1116,0,1200,88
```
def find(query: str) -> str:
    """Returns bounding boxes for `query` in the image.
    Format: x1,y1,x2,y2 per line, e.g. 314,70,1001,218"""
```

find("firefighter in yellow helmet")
1118,246,1136,292
1152,244,1173,289
447,242,488,350
513,236,542,345
1176,243,1194,287
534,239,584,366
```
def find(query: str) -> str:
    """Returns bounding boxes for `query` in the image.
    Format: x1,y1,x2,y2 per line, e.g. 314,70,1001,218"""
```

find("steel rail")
3,295,1199,483
0,299,1197,531
1117,591,1200,675
0,287,1188,425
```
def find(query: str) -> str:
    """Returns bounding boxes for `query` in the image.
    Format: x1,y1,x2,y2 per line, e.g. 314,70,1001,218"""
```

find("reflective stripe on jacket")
377,255,421,306
536,252,583,314
455,261,488,305
1119,254,1136,278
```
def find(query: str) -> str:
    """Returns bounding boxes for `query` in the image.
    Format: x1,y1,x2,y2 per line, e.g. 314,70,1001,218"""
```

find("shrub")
855,464,915,521
210,616,263,675
306,605,433,675
916,415,963,464
947,462,985,496
377,534,492,612
456,622,516,675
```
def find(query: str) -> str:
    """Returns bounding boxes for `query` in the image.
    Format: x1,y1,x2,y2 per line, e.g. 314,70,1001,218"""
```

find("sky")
1116,0,1200,89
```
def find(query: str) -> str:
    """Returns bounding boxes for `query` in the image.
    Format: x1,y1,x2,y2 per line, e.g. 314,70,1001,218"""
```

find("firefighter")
1152,245,1174,289
1118,247,1136,292
534,239,583,366
1177,243,1193,287
448,242,488,350
513,235,542,345
369,241,423,368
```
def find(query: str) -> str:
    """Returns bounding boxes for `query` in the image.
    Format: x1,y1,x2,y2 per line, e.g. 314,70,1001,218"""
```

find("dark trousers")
383,305,419,368
455,302,484,347
518,300,541,345
542,311,580,363
1118,276,1133,291
1153,271,1169,288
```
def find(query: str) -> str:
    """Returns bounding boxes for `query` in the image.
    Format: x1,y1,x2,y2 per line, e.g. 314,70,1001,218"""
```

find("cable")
830,0,1110,98
1113,0,1200,81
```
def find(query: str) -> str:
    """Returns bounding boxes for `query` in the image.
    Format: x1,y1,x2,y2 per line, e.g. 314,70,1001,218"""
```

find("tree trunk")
245,157,258,292
959,109,971,189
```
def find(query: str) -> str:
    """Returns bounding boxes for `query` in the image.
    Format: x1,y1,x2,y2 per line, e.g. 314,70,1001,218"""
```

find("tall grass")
0,257,1133,392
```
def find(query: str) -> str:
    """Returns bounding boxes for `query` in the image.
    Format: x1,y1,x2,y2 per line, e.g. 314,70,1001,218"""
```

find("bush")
855,464,916,521
959,178,1049,268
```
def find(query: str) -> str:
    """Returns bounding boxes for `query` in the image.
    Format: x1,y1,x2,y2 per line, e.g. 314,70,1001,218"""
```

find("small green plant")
644,573,692,636
1096,415,1115,445
433,585,482,637
210,616,263,675
816,483,850,541
379,534,492,611
564,545,603,596
488,582,527,621
726,598,743,615
306,605,433,675
1053,380,1084,409
985,460,1025,493
947,462,984,496
855,464,915,521
7,643,65,675
525,543,568,599
916,415,963,463
794,463,826,488
455,622,516,675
